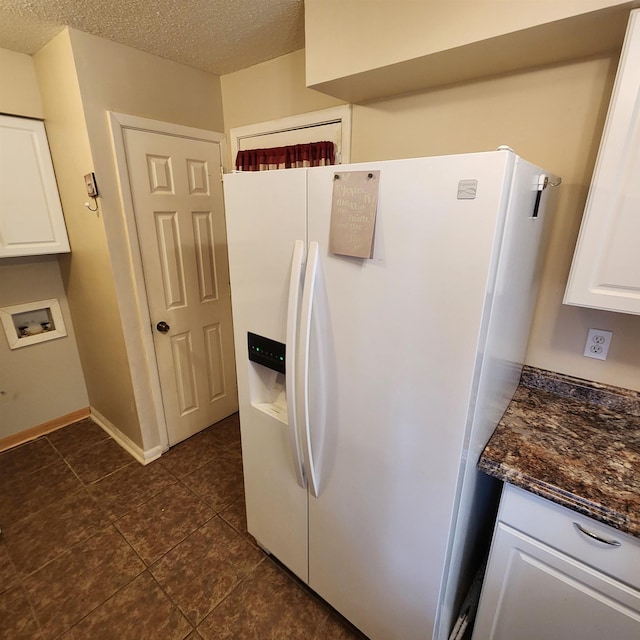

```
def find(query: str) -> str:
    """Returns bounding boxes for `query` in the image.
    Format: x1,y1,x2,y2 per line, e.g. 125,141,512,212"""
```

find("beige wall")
222,50,640,391
305,0,634,85
0,46,88,439
221,49,344,165
26,28,224,452
31,28,224,451
222,49,341,129
68,29,224,134
351,56,640,391
0,48,43,118
63,28,224,450
33,30,145,445
0,258,88,438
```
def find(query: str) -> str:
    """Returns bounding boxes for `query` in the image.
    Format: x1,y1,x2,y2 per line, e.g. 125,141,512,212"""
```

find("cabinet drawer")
499,484,640,590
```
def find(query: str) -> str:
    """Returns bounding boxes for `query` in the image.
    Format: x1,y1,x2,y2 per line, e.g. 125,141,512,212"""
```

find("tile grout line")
0,439,67,508
4,488,112,582
88,463,181,522
161,443,238,481
86,459,138,486
146,565,197,635
139,498,260,630
28,510,186,637
50,524,152,637
1,417,284,639
16,579,47,639
109,500,232,632
217,506,257,544
111,478,218,569
194,554,270,637
0,460,86,556
47,436,93,489
53,565,149,639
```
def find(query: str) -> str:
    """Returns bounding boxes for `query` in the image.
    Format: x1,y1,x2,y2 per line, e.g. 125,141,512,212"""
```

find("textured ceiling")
0,0,305,75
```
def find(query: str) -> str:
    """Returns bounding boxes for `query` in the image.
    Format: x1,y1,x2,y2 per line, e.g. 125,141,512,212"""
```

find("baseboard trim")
0,408,91,453
89,407,163,465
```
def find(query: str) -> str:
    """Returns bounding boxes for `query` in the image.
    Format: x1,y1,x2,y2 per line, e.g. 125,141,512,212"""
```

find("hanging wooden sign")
329,170,380,259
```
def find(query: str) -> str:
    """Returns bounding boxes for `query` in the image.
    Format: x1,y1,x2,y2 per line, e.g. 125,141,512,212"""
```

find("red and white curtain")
235,141,335,171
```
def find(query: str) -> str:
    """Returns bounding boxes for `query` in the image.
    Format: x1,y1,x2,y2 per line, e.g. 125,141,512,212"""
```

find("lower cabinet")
472,484,640,640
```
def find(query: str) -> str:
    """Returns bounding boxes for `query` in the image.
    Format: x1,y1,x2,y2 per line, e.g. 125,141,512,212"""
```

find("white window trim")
230,105,352,167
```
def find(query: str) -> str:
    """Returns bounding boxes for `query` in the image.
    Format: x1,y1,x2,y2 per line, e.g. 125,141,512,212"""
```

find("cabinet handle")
574,522,622,547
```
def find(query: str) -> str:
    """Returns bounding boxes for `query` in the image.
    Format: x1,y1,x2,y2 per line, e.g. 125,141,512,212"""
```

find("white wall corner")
90,406,164,465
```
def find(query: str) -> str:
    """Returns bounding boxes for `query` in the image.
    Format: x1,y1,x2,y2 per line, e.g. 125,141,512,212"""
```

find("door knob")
156,321,170,333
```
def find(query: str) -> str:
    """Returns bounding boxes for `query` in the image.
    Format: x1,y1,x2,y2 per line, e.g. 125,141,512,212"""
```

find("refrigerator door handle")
286,240,307,488
299,240,320,498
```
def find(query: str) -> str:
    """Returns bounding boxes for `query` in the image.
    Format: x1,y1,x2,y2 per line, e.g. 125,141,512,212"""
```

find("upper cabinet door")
564,10,640,315
0,115,70,257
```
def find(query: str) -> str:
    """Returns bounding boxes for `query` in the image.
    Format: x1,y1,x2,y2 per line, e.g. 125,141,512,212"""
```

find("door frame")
108,112,227,459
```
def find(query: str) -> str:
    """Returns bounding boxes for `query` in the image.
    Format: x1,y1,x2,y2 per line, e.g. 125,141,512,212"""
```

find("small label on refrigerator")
329,170,379,259
457,180,478,199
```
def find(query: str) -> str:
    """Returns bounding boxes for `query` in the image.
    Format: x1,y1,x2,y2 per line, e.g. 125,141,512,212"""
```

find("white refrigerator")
223,150,556,640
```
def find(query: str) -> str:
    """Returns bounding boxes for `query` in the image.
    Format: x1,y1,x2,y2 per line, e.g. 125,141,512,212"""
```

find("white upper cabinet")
564,9,640,315
0,115,70,257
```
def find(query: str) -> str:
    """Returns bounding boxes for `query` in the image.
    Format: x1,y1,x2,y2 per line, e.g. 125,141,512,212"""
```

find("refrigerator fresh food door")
223,168,309,581
304,153,515,639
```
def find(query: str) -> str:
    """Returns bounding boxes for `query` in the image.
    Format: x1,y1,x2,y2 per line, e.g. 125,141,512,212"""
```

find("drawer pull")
574,522,622,547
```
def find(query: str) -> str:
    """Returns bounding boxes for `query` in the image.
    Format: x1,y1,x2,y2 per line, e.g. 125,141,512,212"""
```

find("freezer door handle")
300,241,320,498
286,240,307,488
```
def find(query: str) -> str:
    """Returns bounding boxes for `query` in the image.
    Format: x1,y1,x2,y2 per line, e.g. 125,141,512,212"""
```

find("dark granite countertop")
479,366,640,538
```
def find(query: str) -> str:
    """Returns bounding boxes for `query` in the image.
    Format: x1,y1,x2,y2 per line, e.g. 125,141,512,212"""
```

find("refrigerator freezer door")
223,169,309,581
305,153,514,639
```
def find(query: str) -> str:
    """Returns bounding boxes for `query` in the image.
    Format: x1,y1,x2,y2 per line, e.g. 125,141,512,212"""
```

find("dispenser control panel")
247,332,285,374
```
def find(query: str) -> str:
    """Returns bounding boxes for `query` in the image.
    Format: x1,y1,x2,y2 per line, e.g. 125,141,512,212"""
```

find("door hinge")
220,166,224,182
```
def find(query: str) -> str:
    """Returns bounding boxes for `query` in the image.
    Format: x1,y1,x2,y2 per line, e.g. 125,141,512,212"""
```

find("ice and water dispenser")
247,332,288,423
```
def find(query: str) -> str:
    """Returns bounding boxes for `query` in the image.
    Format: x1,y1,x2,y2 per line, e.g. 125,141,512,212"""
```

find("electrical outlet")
583,328,612,360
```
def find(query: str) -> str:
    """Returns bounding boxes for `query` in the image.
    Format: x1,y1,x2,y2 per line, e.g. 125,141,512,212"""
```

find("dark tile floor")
0,414,367,639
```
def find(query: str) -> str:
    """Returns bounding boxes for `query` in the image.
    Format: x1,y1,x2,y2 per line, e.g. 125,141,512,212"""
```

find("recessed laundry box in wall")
0,298,67,349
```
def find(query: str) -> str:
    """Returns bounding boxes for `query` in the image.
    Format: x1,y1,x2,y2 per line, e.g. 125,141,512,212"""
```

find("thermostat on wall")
84,172,99,198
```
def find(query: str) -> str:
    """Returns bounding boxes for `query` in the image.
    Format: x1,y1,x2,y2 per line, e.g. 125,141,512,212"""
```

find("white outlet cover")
583,328,613,360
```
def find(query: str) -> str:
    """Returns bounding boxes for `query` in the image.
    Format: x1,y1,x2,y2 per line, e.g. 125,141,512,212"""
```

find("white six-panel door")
124,128,237,445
